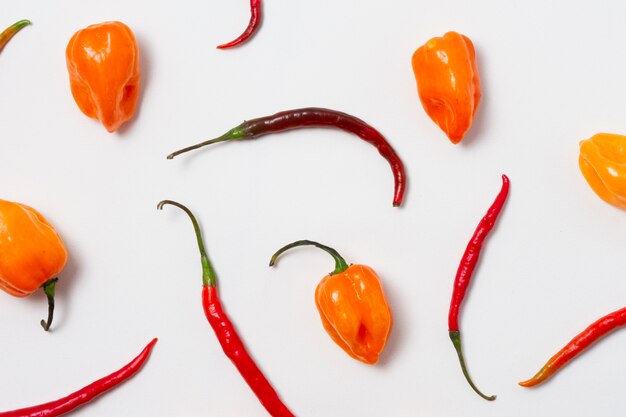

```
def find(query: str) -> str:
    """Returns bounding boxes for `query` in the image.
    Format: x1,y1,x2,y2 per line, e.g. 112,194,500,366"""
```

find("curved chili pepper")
520,306,626,387
167,108,406,207
0,20,30,53
0,338,157,417
217,0,262,49
0,199,67,331
158,200,295,417
270,240,393,365
448,174,509,401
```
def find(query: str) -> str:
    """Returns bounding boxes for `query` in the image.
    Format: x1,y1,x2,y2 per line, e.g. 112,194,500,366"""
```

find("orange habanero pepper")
270,240,392,365
412,31,481,144
579,133,626,210
66,21,140,133
0,200,67,331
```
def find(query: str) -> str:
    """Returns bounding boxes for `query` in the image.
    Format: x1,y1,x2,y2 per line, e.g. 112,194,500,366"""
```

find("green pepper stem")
40,277,58,331
0,20,31,51
269,240,349,275
166,126,247,160
449,331,496,401
157,200,217,287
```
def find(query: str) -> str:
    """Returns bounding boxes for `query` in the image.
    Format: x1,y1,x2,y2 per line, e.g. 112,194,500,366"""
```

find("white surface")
1,1,626,416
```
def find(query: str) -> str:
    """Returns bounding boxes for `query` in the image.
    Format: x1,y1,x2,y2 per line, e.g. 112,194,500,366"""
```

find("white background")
1,1,626,416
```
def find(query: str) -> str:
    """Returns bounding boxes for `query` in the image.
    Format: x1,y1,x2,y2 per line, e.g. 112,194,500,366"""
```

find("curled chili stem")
167,127,246,160
270,239,349,275
450,331,496,401
40,277,58,331
157,200,217,287
0,19,30,52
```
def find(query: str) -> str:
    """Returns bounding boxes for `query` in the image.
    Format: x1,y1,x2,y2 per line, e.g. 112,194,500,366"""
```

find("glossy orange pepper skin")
0,200,67,297
315,264,393,365
579,133,626,210
411,31,481,143
66,21,140,133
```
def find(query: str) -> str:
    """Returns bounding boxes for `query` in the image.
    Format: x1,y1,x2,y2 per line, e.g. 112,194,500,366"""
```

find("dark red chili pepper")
520,305,626,387
217,0,262,49
0,338,157,417
167,107,407,207
158,200,295,417
448,174,509,401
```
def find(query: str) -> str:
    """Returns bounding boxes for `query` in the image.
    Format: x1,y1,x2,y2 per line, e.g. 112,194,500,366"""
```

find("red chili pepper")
0,338,157,417
448,174,509,401
520,305,626,387
217,0,262,49
158,200,295,417
0,20,30,53
167,108,407,207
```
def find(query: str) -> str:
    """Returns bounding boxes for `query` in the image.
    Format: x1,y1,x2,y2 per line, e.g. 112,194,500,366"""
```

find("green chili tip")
0,20,31,51
449,331,496,401
157,200,217,287
166,126,247,160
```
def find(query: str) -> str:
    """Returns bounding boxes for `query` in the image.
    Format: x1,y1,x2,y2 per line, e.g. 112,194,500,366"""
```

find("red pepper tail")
518,362,555,387
449,331,496,401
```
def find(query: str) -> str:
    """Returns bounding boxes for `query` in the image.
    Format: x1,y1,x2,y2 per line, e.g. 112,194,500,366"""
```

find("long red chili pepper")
217,0,262,49
158,200,295,417
0,338,157,417
167,108,406,207
0,20,30,52
520,305,626,387
448,174,509,401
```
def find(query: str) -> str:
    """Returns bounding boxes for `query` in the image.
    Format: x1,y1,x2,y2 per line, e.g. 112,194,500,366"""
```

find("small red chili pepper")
167,108,407,207
519,305,626,387
217,0,262,49
158,200,295,417
448,174,509,401
0,20,30,53
0,338,157,417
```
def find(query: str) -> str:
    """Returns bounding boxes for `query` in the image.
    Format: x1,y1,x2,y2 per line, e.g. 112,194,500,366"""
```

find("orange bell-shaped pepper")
0,199,67,331
270,240,393,364
66,21,140,133
579,133,626,210
411,31,481,143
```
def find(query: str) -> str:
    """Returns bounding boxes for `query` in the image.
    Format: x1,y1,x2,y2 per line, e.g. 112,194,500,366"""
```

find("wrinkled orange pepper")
66,21,140,133
270,240,393,365
411,31,481,144
579,133,626,210
0,200,67,331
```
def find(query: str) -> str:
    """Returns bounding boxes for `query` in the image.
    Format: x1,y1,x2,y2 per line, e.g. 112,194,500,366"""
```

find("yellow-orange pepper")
579,133,626,210
0,199,67,330
270,240,392,364
411,31,481,143
66,21,141,133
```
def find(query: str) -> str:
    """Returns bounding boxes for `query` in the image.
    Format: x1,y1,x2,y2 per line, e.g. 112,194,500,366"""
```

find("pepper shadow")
116,32,153,136
375,276,406,367
459,45,489,148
